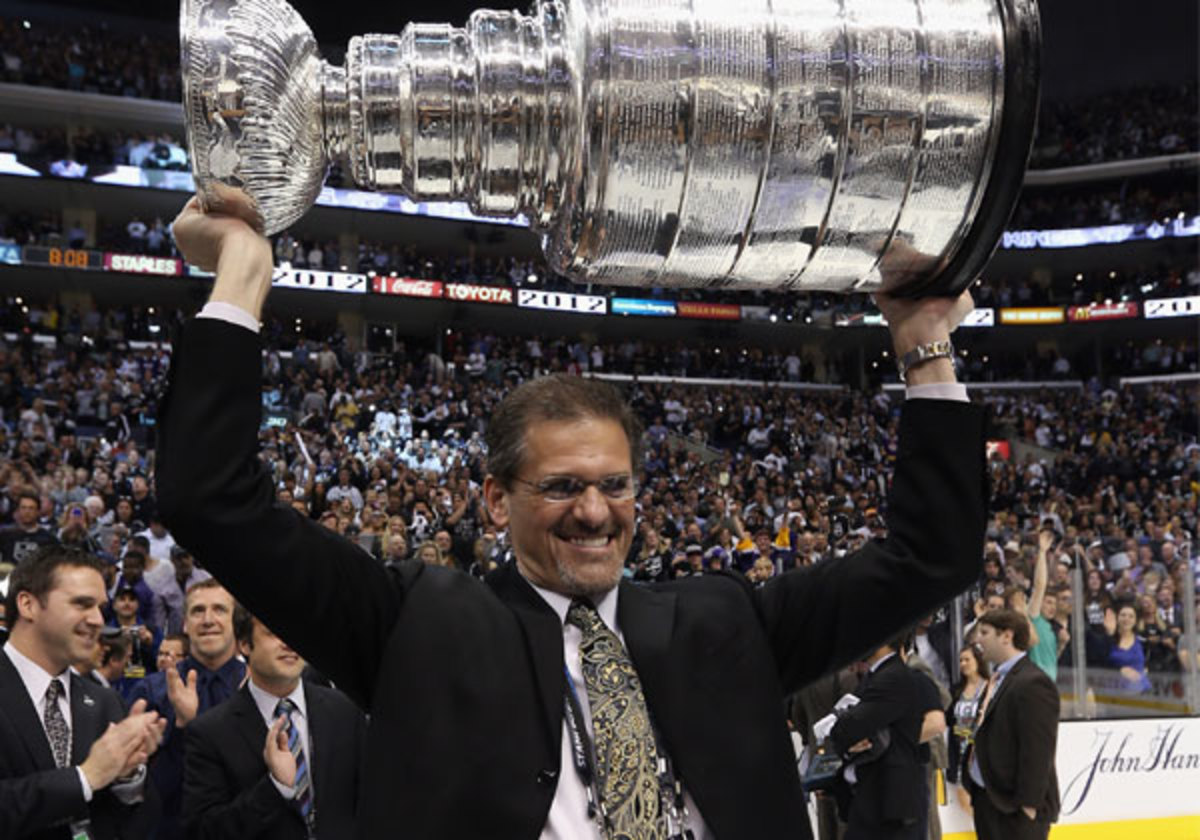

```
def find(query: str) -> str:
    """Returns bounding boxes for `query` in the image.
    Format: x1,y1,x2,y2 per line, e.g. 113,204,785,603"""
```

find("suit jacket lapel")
981,655,1027,729
70,673,104,766
616,581,676,713
0,651,59,771
230,684,269,763
304,683,331,813
487,563,565,757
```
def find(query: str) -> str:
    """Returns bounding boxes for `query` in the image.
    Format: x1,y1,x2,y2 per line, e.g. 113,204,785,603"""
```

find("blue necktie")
275,698,315,837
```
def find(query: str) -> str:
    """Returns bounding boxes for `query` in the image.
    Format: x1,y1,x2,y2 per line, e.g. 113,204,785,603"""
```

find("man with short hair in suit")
182,610,365,839
0,545,166,839
826,634,942,840
967,608,1060,840
158,195,988,839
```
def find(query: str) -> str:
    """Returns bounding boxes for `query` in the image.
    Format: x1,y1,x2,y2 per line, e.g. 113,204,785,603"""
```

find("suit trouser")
845,773,927,840
970,786,1050,840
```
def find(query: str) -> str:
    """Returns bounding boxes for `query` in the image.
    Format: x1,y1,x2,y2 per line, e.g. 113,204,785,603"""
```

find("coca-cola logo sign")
372,277,445,298
445,284,513,304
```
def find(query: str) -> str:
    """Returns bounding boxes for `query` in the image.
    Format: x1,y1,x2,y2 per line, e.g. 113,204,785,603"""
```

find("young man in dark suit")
157,195,988,839
0,545,166,839
967,608,1061,840
182,612,366,840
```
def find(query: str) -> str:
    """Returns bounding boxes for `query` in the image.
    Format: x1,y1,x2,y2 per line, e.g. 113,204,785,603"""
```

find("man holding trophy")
158,0,1040,836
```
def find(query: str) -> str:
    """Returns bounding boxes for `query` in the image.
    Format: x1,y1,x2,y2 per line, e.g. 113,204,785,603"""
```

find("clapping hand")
80,699,166,790
165,667,200,727
263,715,298,788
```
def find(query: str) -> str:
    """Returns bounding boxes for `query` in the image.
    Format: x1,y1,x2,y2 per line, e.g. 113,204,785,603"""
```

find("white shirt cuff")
197,301,261,334
270,774,298,800
76,767,93,802
110,764,147,805
905,382,969,403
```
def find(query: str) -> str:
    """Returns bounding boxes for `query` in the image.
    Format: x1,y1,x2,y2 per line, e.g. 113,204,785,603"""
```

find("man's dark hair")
162,632,191,656
233,607,255,648
16,490,40,509
130,535,151,551
5,545,107,626
485,375,643,488
978,608,1031,651
100,629,131,665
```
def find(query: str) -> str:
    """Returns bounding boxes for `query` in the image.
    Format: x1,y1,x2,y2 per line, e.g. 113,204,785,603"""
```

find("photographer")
106,583,164,692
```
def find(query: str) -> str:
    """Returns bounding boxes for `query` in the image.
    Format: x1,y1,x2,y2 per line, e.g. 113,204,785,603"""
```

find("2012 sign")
273,269,368,293
1143,296,1200,320
517,290,606,314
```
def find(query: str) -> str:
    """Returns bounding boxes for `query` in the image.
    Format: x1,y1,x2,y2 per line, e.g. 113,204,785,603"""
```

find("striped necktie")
275,698,315,837
44,678,71,768
567,598,667,840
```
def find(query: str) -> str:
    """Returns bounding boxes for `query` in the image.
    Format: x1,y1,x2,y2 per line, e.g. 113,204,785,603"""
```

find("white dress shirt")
526,580,714,840
3,642,96,800
247,678,314,802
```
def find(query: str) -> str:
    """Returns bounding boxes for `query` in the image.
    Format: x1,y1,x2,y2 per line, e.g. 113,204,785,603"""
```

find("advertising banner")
999,307,1065,325
517,289,607,315
676,301,741,320
960,307,996,328
444,283,513,305
370,277,443,298
274,268,369,293
104,252,182,277
612,298,677,317
1144,296,1200,320
1067,302,1139,322
938,718,1200,839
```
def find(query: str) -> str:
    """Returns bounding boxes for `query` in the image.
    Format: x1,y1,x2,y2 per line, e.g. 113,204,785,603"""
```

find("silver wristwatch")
896,340,955,381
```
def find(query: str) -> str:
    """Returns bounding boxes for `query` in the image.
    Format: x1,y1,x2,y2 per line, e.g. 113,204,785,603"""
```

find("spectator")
1103,602,1152,694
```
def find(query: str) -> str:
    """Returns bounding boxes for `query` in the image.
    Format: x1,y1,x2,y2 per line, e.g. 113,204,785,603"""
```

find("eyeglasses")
513,474,637,503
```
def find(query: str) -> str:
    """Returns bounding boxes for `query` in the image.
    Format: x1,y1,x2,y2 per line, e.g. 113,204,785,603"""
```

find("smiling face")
241,617,305,695
16,565,107,674
485,417,635,598
183,584,237,669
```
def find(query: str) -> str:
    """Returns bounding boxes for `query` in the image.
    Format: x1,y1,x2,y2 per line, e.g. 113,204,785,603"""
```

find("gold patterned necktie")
567,598,667,840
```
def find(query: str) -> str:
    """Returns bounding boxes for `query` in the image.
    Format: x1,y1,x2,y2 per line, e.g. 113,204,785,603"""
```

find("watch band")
896,339,954,381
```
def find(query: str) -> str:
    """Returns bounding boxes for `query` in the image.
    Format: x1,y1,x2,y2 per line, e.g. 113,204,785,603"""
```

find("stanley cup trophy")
181,0,1040,294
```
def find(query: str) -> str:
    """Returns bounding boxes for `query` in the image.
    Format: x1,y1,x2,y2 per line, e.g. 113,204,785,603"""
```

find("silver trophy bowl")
181,0,1040,293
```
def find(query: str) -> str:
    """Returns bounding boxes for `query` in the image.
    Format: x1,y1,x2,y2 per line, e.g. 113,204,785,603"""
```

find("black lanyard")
561,666,694,839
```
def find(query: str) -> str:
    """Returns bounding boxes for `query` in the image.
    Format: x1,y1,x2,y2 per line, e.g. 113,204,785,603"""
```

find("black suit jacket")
0,650,151,839
182,682,366,840
972,654,1061,822
828,655,926,832
156,318,988,839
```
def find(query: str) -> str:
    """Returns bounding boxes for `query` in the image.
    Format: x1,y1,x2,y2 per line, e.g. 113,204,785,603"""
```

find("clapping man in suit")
157,194,988,839
0,545,166,839
967,609,1060,840
183,611,365,839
